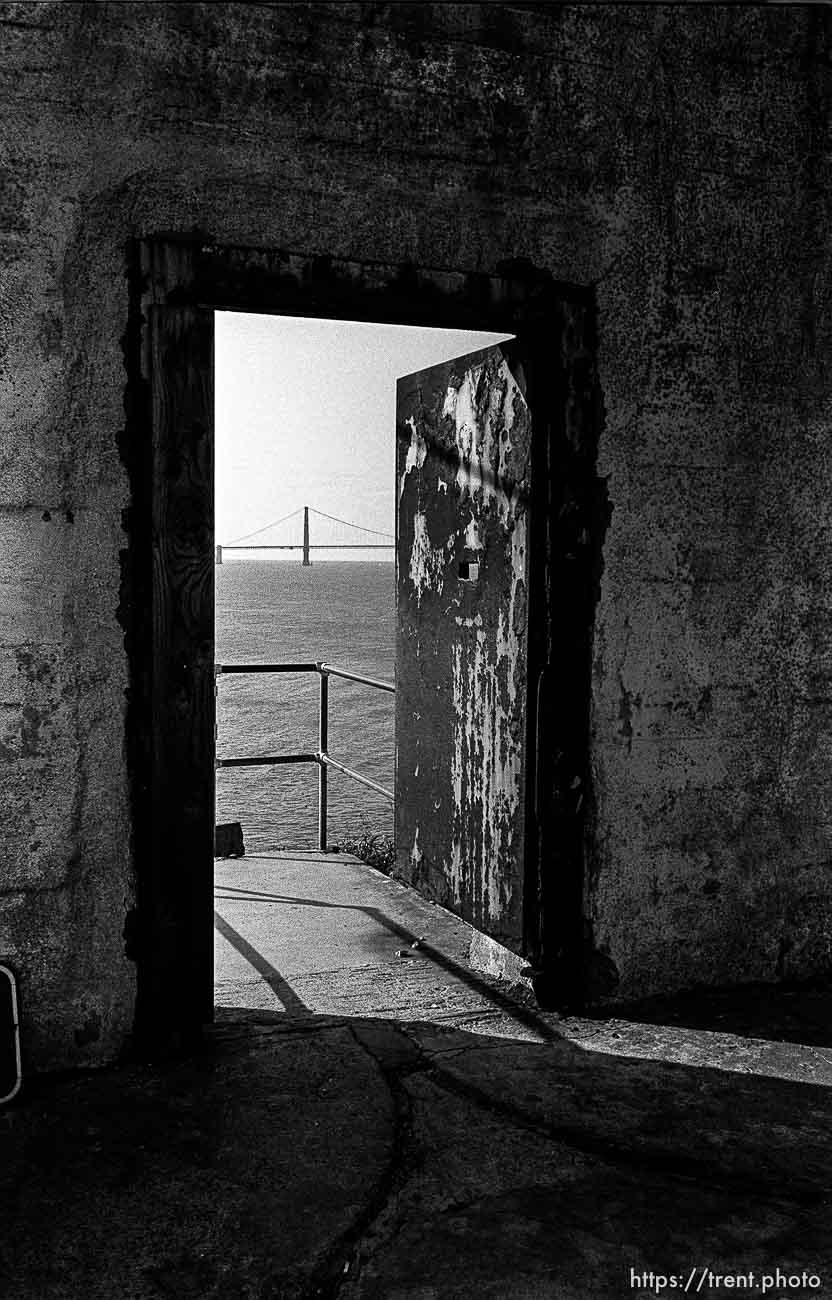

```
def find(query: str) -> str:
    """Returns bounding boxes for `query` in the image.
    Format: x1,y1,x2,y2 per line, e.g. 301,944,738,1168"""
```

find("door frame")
123,236,598,1049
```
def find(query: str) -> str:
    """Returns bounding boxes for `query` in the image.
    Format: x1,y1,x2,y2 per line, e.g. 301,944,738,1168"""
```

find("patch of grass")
338,825,396,874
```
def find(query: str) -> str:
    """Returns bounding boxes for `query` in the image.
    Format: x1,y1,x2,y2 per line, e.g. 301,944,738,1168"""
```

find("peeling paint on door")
395,345,531,949
408,511,448,605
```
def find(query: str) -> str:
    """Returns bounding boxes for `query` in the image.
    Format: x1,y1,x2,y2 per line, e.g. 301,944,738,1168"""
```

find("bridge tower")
215,544,222,565
302,505,311,566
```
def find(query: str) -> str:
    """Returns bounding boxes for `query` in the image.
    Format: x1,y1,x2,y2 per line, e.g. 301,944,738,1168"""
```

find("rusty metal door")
395,343,532,952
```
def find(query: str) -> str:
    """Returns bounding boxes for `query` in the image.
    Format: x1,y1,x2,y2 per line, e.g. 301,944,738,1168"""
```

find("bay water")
215,560,395,851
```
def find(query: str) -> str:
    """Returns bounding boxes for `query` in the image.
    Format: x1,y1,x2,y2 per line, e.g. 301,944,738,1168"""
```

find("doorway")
212,314,512,1017
127,239,601,1048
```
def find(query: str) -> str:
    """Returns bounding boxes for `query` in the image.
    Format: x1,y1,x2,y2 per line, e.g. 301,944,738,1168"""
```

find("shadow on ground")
3,995,832,1300
593,975,832,1049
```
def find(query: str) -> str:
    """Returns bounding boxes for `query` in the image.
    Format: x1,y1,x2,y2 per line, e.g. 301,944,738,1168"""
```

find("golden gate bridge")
216,505,394,565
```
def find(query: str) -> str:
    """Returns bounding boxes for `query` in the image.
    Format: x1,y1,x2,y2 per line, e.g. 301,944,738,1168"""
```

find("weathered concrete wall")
396,346,530,947
0,2,830,1065
586,13,832,1000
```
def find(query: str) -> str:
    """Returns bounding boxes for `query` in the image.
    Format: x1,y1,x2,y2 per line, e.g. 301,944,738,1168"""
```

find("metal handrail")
215,661,394,850
216,662,320,674
319,662,395,694
218,753,319,768
319,752,394,800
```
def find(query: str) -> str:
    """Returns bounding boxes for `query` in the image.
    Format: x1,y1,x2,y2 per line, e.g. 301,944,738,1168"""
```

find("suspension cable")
225,507,304,546
308,506,394,539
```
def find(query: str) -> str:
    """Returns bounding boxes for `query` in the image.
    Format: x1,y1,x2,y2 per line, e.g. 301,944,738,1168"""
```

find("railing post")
318,668,328,851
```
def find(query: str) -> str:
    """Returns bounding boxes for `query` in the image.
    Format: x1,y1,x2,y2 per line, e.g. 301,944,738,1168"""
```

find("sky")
214,312,512,557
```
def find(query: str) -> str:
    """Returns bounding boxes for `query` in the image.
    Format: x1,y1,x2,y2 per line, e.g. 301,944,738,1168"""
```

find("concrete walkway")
3,852,832,1299
214,850,553,1037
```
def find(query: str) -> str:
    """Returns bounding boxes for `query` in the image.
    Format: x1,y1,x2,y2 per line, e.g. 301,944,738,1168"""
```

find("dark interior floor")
597,975,832,1048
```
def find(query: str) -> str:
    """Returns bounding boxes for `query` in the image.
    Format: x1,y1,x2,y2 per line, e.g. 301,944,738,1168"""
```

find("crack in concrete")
300,1025,425,1299
206,1015,832,1298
